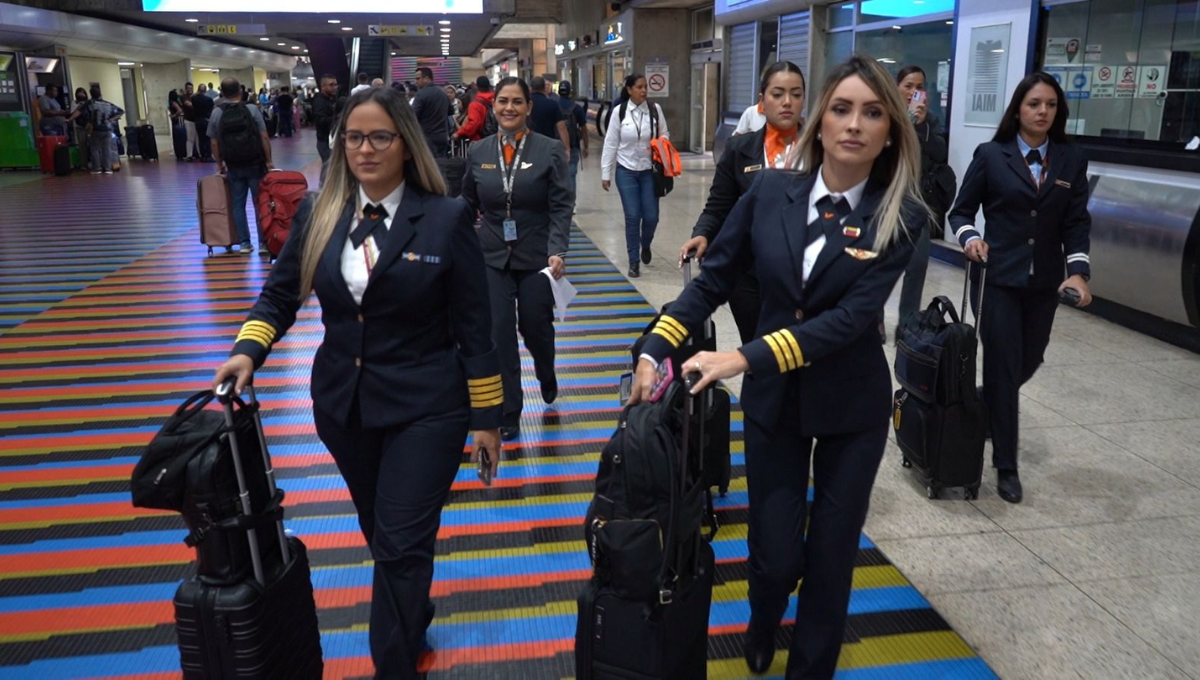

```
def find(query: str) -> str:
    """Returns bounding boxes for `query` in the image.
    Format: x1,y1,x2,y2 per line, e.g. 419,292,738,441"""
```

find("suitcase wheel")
926,485,939,500
964,485,980,501
207,246,214,256
718,485,728,497
901,457,913,469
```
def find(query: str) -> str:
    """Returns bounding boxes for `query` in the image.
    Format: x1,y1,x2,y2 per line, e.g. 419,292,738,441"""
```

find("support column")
631,9,690,148
140,60,190,131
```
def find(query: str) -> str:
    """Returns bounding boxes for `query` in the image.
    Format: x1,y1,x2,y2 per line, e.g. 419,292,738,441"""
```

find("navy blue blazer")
691,127,767,243
231,186,503,431
641,170,918,438
949,139,1091,288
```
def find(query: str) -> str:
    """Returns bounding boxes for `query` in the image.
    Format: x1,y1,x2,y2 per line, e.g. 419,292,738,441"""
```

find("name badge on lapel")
481,163,497,170
743,164,763,173
503,219,518,242
843,226,861,238
844,247,879,260
1054,179,1071,189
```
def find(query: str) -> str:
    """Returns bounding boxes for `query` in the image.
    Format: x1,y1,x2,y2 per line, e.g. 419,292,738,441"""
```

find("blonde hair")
296,87,447,299
786,54,927,251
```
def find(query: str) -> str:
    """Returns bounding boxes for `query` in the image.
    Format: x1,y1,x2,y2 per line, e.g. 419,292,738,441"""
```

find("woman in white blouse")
600,73,670,278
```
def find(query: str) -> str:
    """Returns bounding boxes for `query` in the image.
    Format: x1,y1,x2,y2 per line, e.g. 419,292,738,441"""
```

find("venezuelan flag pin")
843,226,861,238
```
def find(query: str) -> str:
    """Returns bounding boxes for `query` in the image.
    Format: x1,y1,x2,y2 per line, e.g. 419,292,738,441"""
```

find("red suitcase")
256,170,309,259
38,135,67,174
197,174,238,255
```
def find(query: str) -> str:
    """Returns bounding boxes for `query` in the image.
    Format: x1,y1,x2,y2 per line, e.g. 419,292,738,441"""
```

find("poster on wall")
1044,66,1092,100
964,23,1011,127
1136,65,1168,98
1044,37,1082,65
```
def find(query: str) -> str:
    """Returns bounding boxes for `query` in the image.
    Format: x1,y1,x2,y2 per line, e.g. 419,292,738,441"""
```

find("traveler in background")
950,72,1092,504
455,91,472,128
191,84,215,162
206,82,218,99
733,99,767,135
350,72,371,96
892,65,950,341
462,76,572,442
312,74,339,167
213,85,501,680
410,67,450,157
371,78,384,88
84,84,124,175
70,87,91,165
556,81,589,201
259,87,270,108
209,77,274,255
600,73,669,278
444,85,462,119
37,84,68,137
455,75,496,142
678,60,806,344
182,82,200,161
527,76,570,160
632,55,922,679
276,86,294,138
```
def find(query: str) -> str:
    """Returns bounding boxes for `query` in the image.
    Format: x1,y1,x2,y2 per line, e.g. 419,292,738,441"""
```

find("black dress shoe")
641,246,652,265
627,263,640,278
500,425,520,441
997,470,1023,503
540,375,558,404
743,624,775,675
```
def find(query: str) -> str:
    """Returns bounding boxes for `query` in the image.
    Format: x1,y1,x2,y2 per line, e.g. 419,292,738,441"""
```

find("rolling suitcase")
173,123,188,160
53,144,72,177
38,135,66,173
893,262,988,500
257,170,309,259
198,174,238,255
124,125,141,158
437,138,467,198
577,377,714,679
172,381,324,679
137,124,159,161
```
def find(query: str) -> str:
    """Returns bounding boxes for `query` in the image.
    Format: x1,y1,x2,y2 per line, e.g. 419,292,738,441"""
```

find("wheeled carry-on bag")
577,376,715,679
137,124,159,161
173,123,188,160
53,144,72,177
198,174,238,255
893,262,988,500
438,138,467,198
172,380,324,679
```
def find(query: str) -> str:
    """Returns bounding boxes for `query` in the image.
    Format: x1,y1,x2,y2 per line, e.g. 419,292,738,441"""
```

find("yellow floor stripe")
705,631,976,677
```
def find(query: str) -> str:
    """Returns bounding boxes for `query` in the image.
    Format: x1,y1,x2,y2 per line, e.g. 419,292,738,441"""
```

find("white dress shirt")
803,171,868,285
600,100,670,182
342,183,404,305
734,103,766,135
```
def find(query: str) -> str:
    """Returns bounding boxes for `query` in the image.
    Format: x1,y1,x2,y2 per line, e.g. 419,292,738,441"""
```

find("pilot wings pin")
844,247,879,260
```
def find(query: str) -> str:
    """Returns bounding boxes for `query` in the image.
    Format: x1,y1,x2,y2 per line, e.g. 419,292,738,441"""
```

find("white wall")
68,57,123,108
947,0,1036,241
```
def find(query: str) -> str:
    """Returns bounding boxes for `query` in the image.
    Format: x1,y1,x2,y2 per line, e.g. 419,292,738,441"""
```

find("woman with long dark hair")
600,73,669,278
462,76,572,441
949,72,1092,504
632,55,924,678
892,64,950,339
678,60,806,344
213,86,502,678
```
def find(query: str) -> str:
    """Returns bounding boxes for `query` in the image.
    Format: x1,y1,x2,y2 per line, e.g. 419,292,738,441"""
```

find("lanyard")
1022,148,1048,191
497,133,528,218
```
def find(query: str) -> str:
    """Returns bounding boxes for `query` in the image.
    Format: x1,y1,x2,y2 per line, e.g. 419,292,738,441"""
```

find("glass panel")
593,55,607,102
828,2,856,29
824,30,855,80
1038,0,1200,145
856,19,955,129
759,19,779,77
693,7,715,43
859,0,956,23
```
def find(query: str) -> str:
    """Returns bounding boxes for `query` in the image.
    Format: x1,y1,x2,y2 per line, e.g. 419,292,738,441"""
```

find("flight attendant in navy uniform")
678,60,807,344
213,87,502,680
949,72,1092,504
632,55,925,678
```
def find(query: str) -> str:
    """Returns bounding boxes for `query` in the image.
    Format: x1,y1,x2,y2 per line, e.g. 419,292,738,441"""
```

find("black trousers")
196,117,212,160
977,283,1058,471
744,413,889,679
313,401,468,680
726,270,761,346
486,266,556,426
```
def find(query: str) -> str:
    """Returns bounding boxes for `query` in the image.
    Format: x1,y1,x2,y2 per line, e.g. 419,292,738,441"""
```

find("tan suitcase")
198,174,238,255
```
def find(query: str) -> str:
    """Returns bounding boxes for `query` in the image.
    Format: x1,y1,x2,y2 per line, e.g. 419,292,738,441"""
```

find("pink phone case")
649,360,675,403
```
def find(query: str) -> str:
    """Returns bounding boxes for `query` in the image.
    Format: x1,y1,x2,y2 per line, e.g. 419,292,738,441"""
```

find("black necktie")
807,194,852,246
350,203,389,249
1025,149,1042,165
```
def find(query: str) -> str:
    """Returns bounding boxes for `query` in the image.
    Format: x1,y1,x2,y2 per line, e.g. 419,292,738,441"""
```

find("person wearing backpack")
600,74,669,278
557,81,589,201
209,78,274,254
454,76,497,142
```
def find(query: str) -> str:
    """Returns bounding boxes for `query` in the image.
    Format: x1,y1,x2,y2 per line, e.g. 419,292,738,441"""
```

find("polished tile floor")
571,146,1200,680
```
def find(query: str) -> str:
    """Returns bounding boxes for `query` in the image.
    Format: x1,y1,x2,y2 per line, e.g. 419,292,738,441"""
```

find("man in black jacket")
410,67,449,157
312,74,339,164
191,84,216,162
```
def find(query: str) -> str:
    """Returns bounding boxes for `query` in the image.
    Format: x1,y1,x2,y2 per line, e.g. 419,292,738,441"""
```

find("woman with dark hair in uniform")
632,54,925,678
213,86,502,679
678,60,806,344
949,72,1092,504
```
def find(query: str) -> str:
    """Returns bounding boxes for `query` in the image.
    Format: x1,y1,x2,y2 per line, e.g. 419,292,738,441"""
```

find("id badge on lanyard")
499,134,527,243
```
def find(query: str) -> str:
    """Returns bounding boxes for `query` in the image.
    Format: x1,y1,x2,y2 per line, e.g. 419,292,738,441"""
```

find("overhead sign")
196,24,266,36
645,62,669,98
369,25,435,37
604,22,624,45
1136,65,1167,98
145,0,482,12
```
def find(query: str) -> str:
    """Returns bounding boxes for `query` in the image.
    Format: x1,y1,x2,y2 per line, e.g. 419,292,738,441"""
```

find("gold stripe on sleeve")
781,330,804,369
762,333,790,373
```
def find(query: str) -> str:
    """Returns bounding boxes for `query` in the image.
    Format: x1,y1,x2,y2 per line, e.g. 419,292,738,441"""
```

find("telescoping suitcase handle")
215,378,290,585
961,260,988,336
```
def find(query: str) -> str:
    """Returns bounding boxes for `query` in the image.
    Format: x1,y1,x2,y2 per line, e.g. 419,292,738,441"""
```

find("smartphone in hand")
649,359,674,403
477,447,493,486
908,89,927,121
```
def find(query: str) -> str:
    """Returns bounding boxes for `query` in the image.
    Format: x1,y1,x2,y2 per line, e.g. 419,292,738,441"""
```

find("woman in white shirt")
600,73,670,278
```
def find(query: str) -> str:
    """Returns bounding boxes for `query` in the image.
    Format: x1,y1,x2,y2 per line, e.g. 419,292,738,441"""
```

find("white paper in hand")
540,268,577,322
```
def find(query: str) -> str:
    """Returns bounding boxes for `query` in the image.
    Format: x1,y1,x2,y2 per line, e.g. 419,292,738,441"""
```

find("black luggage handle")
961,261,988,335
927,296,962,325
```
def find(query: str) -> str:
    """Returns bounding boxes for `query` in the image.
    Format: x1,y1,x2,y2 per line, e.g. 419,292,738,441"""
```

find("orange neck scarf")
763,121,798,167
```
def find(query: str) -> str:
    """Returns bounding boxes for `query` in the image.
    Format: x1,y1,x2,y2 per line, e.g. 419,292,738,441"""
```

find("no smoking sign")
645,62,669,98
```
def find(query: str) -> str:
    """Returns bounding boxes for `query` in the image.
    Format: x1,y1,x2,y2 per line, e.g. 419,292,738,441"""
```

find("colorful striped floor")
0,143,996,678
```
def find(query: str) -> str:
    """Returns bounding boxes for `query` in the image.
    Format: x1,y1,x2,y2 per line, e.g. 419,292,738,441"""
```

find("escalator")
352,38,391,85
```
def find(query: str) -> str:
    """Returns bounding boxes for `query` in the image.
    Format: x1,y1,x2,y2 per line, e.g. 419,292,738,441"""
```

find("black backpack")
562,101,582,149
584,382,710,603
477,97,499,138
218,102,264,168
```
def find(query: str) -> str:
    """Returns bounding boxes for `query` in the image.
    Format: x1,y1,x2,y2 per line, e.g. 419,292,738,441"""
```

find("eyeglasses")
342,130,401,151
